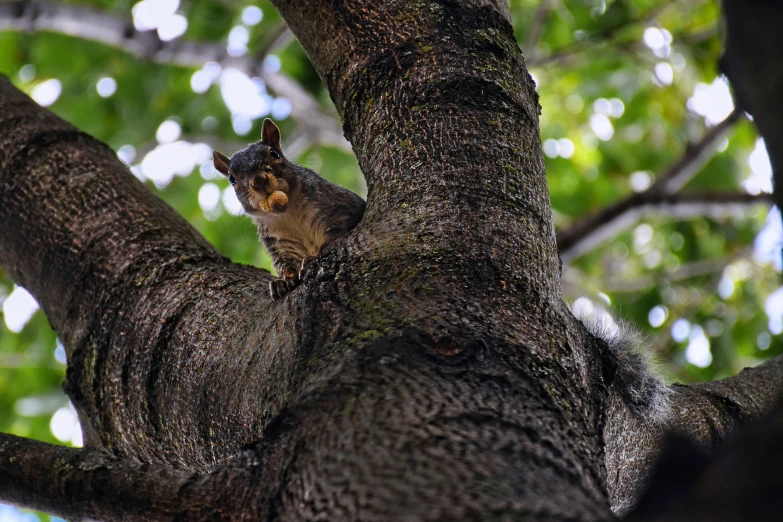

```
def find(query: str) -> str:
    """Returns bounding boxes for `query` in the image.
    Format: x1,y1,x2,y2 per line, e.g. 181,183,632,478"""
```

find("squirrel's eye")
270,149,281,160
228,175,236,185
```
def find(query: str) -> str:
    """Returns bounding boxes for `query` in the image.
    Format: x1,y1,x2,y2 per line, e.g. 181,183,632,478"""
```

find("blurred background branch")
0,0,349,152
558,110,748,262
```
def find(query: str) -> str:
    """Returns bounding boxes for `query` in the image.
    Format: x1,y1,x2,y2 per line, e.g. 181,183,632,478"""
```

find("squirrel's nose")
251,173,270,192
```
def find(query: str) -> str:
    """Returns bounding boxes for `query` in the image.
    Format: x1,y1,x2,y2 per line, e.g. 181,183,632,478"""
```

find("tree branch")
649,109,745,194
0,431,299,521
0,75,296,468
0,0,350,152
271,0,564,302
721,0,783,212
558,109,746,263
254,21,294,63
0,433,204,521
606,354,783,515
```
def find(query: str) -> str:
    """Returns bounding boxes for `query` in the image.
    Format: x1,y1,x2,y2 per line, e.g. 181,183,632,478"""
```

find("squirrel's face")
215,143,291,216
212,119,291,216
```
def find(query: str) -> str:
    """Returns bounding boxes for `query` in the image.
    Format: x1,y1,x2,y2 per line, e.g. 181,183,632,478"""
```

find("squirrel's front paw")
269,273,300,300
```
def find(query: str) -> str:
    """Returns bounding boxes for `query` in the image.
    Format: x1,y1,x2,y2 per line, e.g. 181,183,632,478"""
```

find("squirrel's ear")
261,118,282,153
213,151,230,176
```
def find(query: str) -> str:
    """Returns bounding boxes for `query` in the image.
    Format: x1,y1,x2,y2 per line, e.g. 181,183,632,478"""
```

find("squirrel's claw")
270,259,315,300
269,273,300,301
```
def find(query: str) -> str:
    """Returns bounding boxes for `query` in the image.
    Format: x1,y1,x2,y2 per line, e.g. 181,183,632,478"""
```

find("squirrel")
573,302,672,424
213,119,366,300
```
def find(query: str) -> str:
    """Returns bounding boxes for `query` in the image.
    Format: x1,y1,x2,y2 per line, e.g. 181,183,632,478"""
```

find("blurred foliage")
0,0,781,518
512,0,782,383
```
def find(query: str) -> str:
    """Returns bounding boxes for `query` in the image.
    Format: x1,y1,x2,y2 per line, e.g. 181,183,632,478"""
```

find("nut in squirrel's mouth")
248,189,289,215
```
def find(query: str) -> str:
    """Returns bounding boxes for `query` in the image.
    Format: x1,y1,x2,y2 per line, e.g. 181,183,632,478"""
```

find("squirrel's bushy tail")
574,307,672,424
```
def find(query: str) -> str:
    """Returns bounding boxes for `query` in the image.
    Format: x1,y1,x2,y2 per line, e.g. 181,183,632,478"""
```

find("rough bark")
1,1,783,520
0,432,255,521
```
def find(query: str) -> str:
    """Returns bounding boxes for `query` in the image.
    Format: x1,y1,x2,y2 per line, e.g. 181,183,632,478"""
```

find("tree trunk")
1,1,783,520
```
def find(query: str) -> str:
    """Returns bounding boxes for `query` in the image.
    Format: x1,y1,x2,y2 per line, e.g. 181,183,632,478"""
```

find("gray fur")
227,142,269,176
574,306,672,424
217,121,365,298
231,151,365,276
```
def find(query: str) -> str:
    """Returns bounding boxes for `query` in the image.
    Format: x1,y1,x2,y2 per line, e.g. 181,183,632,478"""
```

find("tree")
0,0,782,520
